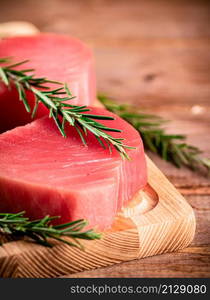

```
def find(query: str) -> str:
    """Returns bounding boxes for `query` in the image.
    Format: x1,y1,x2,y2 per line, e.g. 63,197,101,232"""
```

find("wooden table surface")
1,0,210,277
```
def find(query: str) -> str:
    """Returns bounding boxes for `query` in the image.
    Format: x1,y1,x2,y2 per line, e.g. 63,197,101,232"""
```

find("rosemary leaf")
0,57,131,159
98,94,210,175
0,211,101,248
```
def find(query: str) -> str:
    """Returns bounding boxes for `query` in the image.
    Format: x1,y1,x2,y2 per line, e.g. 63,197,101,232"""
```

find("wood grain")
64,248,210,278
0,0,209,277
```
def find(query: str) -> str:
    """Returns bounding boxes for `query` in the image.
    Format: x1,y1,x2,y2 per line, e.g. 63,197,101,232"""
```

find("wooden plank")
95,44,210,106
1,0,209,39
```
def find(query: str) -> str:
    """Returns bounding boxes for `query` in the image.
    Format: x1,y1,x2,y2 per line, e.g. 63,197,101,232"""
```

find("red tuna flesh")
0,33,96,133
0,107,147,229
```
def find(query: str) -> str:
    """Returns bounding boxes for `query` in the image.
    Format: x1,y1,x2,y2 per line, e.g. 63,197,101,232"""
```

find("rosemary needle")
98,94,210,175
0,211,101,248
0,57,133,159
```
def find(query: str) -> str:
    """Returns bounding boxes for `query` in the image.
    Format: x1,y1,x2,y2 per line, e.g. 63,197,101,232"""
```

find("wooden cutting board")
0,156,195,278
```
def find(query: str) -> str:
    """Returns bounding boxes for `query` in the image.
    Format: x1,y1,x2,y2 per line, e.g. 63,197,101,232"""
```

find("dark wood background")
0,0,209,277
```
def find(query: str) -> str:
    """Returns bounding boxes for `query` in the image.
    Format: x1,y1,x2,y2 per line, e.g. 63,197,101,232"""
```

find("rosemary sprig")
0,57,133,159
98,94,210,175
0,211,101,248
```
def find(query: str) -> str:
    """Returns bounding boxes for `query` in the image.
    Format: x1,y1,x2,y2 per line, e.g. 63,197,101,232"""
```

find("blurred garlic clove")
0,21,39,38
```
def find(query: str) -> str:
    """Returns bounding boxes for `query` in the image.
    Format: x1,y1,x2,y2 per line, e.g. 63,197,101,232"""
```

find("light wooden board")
0,156,196,278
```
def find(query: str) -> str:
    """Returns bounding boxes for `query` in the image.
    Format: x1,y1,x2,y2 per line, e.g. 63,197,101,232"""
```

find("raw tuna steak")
0,107,147,229
0,33,95,133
